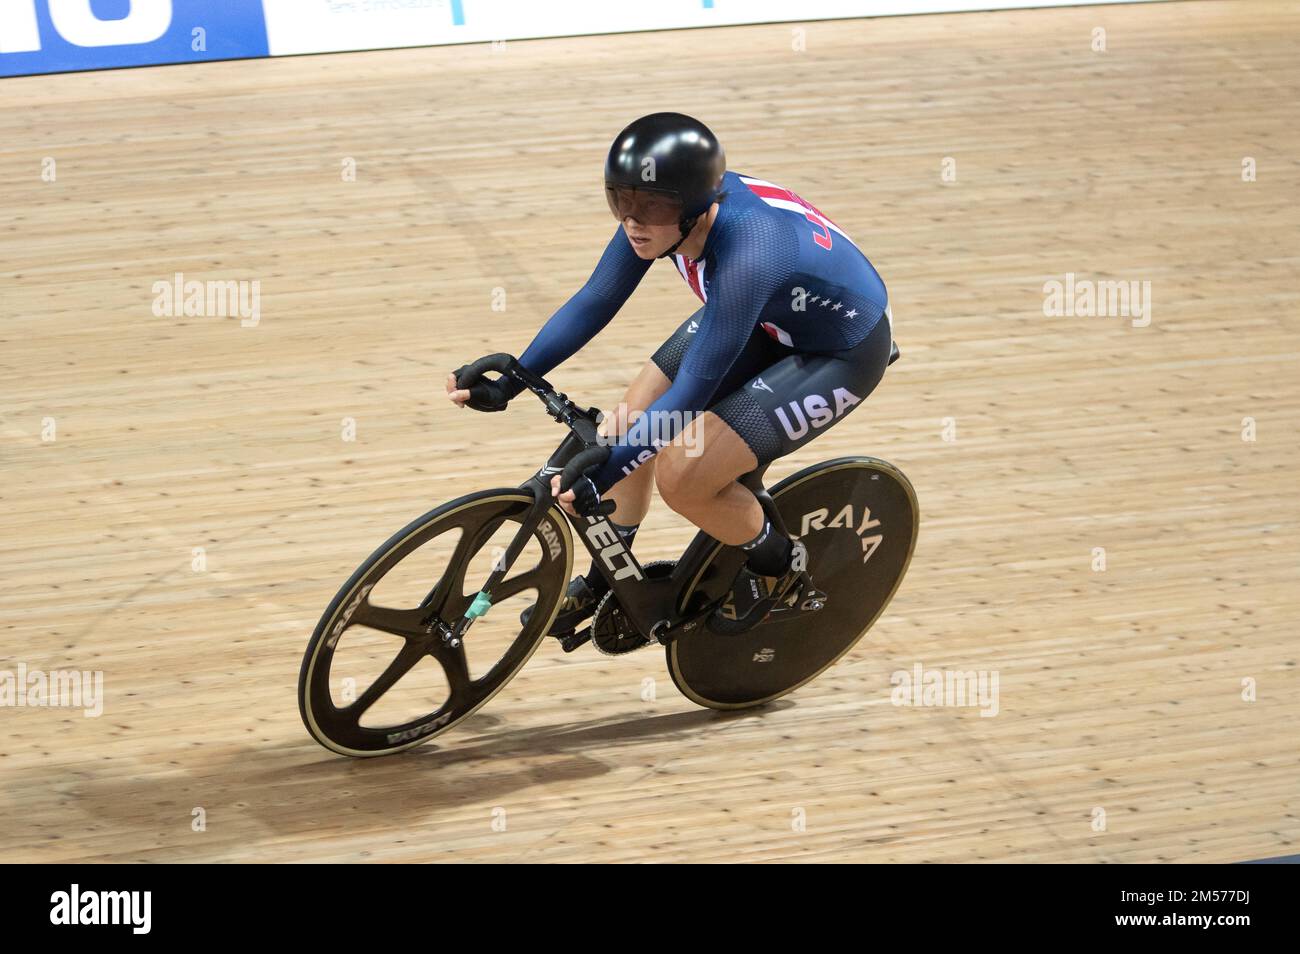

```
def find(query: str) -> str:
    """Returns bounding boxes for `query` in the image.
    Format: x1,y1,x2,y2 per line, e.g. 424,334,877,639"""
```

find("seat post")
738,463,770,494
738,463,794,537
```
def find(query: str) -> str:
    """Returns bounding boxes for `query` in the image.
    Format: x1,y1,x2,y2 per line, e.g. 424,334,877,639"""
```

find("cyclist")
448,112,893,637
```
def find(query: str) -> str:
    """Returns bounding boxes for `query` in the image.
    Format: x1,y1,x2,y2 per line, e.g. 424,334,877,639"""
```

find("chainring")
590,560,675,655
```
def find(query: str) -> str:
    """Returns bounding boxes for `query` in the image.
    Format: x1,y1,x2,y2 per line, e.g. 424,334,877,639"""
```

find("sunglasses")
604,185,684,226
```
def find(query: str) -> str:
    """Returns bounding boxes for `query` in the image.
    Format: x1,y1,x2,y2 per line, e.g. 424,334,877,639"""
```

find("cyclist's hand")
445,371,470,407
551,473,603,518
447,365,511,412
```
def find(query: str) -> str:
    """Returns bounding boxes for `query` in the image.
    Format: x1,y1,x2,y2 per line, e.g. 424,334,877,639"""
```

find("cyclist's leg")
531,311,777,633
531,313,799,636
528,317,687,632
585,309,703,528
610,307,785,526
654,413,763,544
656,316,893,623
660,317,894,634
599,359,670,527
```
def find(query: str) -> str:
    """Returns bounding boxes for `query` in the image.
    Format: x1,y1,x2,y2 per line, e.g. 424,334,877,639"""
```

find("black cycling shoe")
707,541,809,636
520,574,605,637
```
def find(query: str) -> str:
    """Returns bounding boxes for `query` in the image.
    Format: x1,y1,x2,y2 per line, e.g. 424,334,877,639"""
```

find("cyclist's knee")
654,447,690,510
655,445,720,511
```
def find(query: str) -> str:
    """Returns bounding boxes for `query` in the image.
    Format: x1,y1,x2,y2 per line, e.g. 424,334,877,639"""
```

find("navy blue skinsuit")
514,171,892,494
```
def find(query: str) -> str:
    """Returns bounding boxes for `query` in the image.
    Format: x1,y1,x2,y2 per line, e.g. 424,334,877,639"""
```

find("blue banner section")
0,0,269,78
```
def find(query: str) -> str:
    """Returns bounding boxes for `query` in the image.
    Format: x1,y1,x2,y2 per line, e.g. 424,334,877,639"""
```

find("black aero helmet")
604,112,726,256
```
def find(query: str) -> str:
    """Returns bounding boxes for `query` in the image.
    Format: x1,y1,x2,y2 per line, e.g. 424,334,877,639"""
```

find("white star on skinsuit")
845,308,858,318
832,301,843,311
820,298,832,307
808,296,820,304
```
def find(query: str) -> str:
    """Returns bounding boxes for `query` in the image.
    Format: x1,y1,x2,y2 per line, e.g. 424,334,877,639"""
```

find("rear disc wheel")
667,457,918,710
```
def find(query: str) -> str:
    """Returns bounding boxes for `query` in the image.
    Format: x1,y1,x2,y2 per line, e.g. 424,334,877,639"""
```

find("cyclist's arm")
506,228,651,395
588,221,793,494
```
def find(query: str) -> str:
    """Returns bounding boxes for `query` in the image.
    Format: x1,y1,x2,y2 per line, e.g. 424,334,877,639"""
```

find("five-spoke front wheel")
298,490,573,757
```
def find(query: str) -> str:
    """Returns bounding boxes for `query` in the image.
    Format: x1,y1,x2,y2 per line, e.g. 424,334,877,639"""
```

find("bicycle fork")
436,477,561,649
441,426,609,646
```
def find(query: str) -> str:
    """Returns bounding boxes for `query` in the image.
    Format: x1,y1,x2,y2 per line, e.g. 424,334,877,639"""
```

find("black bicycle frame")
509,456,789,646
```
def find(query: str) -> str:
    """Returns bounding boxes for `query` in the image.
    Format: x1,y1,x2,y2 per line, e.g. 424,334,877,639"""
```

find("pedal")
766,574,818,618
557,627,592,653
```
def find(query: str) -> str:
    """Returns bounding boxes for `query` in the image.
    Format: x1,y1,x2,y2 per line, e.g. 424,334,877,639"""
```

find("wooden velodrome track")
3,0,1297,864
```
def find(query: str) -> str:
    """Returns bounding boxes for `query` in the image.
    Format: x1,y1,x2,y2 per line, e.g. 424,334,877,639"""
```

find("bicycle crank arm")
645,591,732,645
648,573,825,645
557,627,593,653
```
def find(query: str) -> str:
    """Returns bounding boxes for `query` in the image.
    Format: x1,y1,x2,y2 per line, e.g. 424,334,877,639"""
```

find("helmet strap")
658,215,699,259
